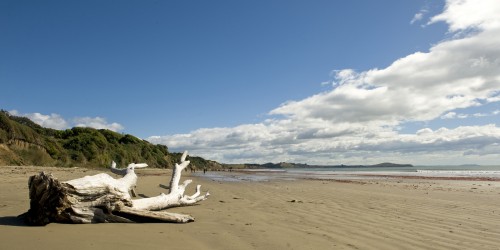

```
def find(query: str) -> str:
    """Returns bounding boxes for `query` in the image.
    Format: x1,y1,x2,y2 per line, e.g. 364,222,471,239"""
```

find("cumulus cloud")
73,117,124,132
9,110,124,132
272,27,500,124
148,0,500,164
9,110,69,130
429,0,500,32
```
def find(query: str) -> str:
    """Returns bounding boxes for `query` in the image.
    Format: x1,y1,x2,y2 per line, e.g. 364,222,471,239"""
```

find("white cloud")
411,9,428,25
429,0,500,32
272,25,500,125
410,12,424,25
9,110,124,132
440,112,469,119
410,4,432,26
148,122,500,165
147,0,500,164
73,117,124,132
441,109,500,120
441,112,457,119
9,110,68,130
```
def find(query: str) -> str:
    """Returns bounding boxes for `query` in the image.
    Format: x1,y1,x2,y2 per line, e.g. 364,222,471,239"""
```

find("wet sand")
1,166,500,249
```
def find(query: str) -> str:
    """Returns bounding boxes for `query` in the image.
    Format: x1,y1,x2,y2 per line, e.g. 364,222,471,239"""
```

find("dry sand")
1,166,500,250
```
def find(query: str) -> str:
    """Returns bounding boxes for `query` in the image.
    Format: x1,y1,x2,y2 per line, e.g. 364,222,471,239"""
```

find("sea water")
196,165,500,182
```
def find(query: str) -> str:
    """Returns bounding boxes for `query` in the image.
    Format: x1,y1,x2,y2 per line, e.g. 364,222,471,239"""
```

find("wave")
416,170,500,176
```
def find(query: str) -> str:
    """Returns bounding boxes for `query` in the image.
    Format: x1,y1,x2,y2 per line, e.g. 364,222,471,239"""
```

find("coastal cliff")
0,110,218,169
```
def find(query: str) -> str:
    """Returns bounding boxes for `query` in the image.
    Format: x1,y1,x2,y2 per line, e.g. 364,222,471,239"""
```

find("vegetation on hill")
0,110,219,169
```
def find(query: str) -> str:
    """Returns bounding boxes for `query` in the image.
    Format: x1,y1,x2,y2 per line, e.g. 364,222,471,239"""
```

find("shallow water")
195,165,500,182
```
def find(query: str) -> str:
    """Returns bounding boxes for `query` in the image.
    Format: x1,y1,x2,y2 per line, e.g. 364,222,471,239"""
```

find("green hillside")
0,110,218,169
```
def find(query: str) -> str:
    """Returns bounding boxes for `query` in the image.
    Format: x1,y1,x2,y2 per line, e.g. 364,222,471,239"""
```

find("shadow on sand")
0,216,28,227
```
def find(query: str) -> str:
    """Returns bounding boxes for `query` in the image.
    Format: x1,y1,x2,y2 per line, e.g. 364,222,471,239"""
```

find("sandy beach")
1,166,500,250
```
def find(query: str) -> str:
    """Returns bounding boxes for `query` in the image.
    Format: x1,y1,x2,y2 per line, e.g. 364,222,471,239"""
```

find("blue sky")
2,0,500,165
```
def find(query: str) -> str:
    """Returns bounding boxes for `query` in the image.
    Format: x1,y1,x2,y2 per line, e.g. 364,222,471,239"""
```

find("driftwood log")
20,151,209,225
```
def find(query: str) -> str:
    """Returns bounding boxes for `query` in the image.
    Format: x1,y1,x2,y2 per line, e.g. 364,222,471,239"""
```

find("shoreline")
1,165,500,249
196,167,500,183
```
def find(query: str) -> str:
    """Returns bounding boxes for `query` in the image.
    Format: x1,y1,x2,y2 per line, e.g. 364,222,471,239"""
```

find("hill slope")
0,110,219,169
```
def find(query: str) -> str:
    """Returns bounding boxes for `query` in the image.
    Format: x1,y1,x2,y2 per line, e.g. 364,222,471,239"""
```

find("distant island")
457,164,481,167
224,162,413,169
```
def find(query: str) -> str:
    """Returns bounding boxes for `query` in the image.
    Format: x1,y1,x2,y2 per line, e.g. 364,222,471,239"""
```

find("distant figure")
203,168,206,174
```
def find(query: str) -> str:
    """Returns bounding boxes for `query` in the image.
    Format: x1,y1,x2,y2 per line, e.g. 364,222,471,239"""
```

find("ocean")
196,165,500,182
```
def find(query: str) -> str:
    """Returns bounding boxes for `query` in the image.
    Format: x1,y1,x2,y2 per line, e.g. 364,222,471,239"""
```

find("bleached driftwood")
20,151,209,226
132,151,210,210
109,161,145,197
